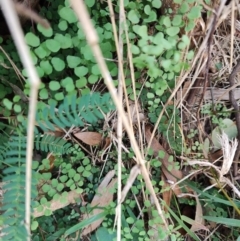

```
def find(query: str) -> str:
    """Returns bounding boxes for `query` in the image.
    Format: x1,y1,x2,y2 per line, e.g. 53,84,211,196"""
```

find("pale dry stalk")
0,0,40,239
70,0,168,230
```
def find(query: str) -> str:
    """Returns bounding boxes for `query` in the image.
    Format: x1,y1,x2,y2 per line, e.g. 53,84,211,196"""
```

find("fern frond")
1,133,33,241
34,134,71,154
36,92,115,131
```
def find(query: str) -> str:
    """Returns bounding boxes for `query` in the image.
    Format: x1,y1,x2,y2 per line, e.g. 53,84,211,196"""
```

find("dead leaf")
191,193,209,232
34,190,83,218
145,125,183,195
73,132,102,146
161,175,173,211
82,170,117,236
120,165,141,203
101,137,111,150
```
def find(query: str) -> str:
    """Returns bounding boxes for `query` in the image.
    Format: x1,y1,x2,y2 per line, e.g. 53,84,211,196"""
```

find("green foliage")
0,0,207,240
1,133,37,241
35,92,114,131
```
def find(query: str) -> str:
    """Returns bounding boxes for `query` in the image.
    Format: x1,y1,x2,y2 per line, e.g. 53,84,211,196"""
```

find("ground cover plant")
1,0,240,240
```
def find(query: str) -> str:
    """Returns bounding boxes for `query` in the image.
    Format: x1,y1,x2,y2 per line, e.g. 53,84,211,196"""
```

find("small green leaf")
55,92,64,101
60,175,68,183
76,77,87,88
131,45,140,55
37,24,53,37
147,93,154,99
31,221,39,231
172,15,182,26
161,59,172,70
55,33,72,49
36,66,44,78
152,0,162,8
163,16,171,27
58,20,68,31
166,26,180,36
128,10,140,24
88,75,98,84
45,39,61,53
126,217,134,224
51,179,58,188
185,20,195,31
42,184,51,192
138,25,148,38
68,169,76,178
188,6,202,19
49,81,61,91
74,173,81,182
180,2,189,13
39,88,48,100
74,66,88,77
67,56,81,68
58,7,77,23
40,60,53,75
3,99,12,110
51,57,65,71
57,183,64,192
34,45,47,59
25,32,40,47
86,0,95,7
91,64,101,75
144,5,151,15
13,104,21,113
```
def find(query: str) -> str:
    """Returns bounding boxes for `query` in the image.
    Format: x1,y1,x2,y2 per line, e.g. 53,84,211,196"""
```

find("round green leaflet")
36,66,44,78
91,64,101,75
49,81,61,91
88,75,98,84
39,88,48,100
58,6,77,24
55,33,72,49
128,9,140,24
14,104,21,113
31,221,39,231
65,82,75,92
187,6,202,19
144,5,151,15
45,39,61,53
25,32,40,47
86,0,95,7
34,45,47,59
166,26,180,37
55,92,64,101
58,20,68,31
152,0,162,8
3,98,12,110
51,57,65,71
40,60,53,75
76,77,87,88
74,66,88,77
66,56,81,68
37,24,53,37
